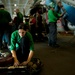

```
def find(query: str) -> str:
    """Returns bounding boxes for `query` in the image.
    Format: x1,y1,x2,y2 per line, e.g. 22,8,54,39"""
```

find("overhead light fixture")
14,4,17,7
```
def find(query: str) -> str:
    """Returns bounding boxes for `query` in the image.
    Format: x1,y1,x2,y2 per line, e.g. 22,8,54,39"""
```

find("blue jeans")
48,22,57,46
2,30,11,45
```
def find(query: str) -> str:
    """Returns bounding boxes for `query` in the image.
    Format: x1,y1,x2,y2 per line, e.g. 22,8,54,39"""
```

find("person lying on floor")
10,23,34,66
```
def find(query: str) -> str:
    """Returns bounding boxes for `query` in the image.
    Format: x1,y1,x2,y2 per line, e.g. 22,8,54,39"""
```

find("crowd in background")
0,1,69,50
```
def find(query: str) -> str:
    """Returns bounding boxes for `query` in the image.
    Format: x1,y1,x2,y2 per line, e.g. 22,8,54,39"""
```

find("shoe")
51,44,60,48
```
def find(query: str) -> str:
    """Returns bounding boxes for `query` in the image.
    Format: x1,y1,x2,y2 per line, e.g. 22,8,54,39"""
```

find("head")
0,3,5,9
18,23,28,37
30,15,34,19
14,8,19,13
57,1,63,7
49,2,55,10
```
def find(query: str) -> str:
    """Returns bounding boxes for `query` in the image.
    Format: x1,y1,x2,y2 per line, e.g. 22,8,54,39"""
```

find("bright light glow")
14,4,17,7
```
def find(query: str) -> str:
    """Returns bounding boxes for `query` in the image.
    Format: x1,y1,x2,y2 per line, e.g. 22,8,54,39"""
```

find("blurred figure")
55,1,69,32
36,12,44,41
24,16,30,31
48,2,64,48
0,3,12,49
12,8,23,30
10,23,34,66
42,9,49,34
29,15,36,41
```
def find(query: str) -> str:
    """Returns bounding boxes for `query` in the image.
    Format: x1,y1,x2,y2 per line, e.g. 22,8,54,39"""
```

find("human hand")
20,61,28,66
13,59,20,66
9,21,13,26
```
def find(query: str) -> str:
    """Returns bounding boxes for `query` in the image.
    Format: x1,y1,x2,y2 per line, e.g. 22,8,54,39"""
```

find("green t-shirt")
17,12,23,23
0,9,11,24
48,9,60,22
10,30,34,51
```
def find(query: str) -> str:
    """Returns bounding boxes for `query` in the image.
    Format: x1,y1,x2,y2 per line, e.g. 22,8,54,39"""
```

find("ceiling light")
14,4,17,7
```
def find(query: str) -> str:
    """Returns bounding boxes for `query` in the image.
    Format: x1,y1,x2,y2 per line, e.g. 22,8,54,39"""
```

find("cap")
49,2,55,8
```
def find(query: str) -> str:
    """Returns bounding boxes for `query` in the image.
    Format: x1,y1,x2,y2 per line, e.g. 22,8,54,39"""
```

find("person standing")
0,3,12,49
55,1,69,32
13,8,23,31
36,12,44,41
29,15,36,41
10,23,34,66
48,2,64,48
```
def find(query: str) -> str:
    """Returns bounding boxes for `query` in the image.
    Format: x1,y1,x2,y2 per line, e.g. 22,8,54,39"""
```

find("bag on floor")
26,58,43,74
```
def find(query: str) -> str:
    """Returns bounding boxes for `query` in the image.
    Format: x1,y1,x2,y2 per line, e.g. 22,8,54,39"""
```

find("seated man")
10,23,34,66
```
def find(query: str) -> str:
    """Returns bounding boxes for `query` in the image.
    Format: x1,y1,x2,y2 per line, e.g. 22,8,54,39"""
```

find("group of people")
0,1,68,66
0,3,34,66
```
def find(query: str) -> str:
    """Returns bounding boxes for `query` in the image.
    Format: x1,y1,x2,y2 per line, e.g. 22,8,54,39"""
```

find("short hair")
0,4,5,8
57,1,61,4
49,2,55,8
18,23,28,31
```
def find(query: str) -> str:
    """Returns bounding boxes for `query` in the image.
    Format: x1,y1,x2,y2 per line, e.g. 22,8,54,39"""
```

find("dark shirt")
0,9,12,29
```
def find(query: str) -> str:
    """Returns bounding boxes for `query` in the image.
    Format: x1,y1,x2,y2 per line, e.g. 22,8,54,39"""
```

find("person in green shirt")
10,23,34,66
48,2,64,48
12,8,23,31
0,4,12,49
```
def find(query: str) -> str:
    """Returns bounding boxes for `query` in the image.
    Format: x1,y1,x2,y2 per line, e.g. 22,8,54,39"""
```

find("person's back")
0,4,12,49
0,5,12,30
48,9,59,22
13,8,23,30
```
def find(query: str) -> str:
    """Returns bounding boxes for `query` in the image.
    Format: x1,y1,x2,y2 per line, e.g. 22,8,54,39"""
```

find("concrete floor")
33,33,75,75
0,32,75,75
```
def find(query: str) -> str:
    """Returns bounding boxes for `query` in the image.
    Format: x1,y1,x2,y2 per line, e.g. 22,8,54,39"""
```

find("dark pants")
16,36,30,63
30,25,36,41
48,22,57,46
37,26,43,41
0,24,12,49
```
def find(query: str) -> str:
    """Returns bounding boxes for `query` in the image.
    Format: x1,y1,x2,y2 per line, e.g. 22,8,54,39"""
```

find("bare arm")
27,50,34,63
11,50,20,66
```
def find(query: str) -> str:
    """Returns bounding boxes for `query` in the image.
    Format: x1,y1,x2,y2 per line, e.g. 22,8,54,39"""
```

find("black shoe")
51,44,60,48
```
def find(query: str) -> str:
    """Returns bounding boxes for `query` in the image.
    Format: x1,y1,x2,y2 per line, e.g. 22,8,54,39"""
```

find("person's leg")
37,26,43,41
16,37,30,62
16,47,24,63
30,25,36,41
48,22,57,46
4,31,10,45
6,25,12,46
1,30,11,49
46,23,49,34
0,31,4,49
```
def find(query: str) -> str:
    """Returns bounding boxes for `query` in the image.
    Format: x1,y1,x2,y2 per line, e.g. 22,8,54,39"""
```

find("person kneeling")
10,23,34,66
